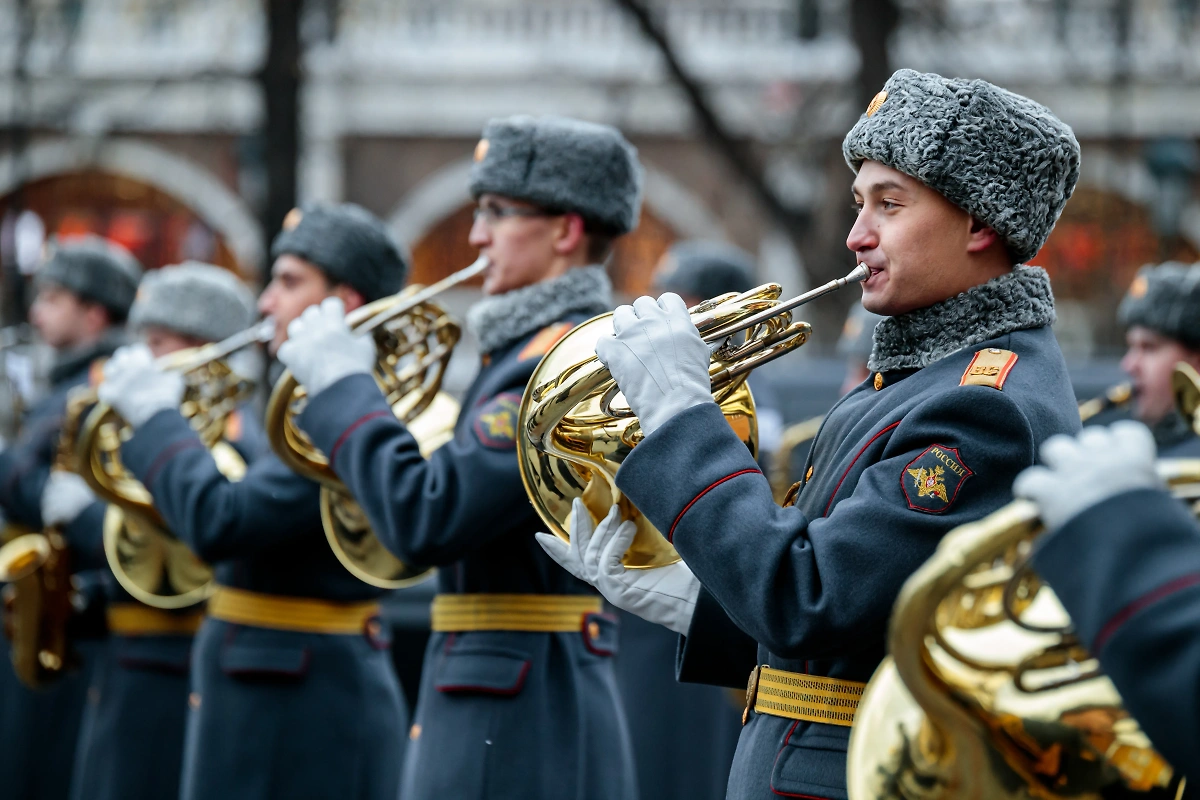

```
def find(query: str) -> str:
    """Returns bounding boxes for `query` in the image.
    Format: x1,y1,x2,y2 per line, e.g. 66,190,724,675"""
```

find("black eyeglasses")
472,203,555,226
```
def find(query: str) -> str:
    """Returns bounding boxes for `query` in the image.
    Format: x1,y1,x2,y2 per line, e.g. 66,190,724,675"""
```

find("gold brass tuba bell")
518,265,869,569
0,385,94,686
76,320,274,609
264,257,487,588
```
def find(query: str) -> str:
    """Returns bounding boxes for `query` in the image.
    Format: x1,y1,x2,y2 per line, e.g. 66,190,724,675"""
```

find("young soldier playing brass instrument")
0,237,141,800
540,70,1084,799
92,205,409,800
276,116,640,799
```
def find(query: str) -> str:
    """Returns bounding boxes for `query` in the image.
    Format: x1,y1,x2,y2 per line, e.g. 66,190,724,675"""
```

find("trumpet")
845,365,1200,799
76,319,274,609
0,386,93,687
265,257,488,588
519,264,869,569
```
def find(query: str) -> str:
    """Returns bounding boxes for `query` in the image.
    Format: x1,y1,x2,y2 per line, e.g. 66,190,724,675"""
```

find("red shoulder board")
960,348,1017,390
518,322,573,363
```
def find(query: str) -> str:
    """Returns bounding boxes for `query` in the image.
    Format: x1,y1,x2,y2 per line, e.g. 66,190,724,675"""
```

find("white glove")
594,293,713,436
97,344,185,428
1013,421,1162,532
277,297,375,396
41,472,95,527
535,499,701,636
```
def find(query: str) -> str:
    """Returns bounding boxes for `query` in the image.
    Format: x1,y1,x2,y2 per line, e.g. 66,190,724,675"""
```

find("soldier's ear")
965,216,1000,255
551,213,587,257
332,284,367,314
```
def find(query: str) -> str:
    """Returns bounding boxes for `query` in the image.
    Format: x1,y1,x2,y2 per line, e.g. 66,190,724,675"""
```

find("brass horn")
77,320,273,609
847,464,1199,799
519,265,869,569
264,257,486,588
846,365,1200,800
0,385,94,686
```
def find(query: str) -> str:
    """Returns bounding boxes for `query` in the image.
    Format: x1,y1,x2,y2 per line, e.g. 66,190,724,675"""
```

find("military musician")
92,205,409,800
0,236,141,800
49,263,265,800
541,70,1084,799
1115,261,1200,456
1014,421,1200,776
275,116,641,799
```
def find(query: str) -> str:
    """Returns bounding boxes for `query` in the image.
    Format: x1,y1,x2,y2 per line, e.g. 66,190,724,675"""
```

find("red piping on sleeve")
1094,572,1200,653
668,469,762,543
823,421,901,517
329,410,392,463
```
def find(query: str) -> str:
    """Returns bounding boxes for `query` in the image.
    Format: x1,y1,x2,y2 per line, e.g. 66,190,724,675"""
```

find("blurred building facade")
0,0,1197,359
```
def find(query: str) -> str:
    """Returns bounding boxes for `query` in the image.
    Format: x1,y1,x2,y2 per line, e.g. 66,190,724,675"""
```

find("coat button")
189,692,201,710
873,373,884,391
587,620,601,640
410,724,422,741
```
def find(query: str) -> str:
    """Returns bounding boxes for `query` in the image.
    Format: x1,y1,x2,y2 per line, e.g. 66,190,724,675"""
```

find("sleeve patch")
960,348,1018,389
472,392,522,450
902,444,973,514
518,322,574,362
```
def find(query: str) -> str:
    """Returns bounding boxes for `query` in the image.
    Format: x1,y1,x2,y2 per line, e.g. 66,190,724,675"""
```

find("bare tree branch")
610,0,809,239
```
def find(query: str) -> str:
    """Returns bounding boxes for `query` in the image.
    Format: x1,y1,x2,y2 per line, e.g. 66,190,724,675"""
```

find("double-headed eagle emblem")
907,465,948,503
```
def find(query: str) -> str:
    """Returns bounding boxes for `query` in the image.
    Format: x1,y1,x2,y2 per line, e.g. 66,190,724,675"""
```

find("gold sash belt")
430,594,601,632
208,586,380,634
106,603,205,637
744,665,865,727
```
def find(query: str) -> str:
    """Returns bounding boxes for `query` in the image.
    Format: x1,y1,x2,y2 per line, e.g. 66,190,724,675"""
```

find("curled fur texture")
467,266,612,355
468,115,644,235
1118,262,1200,350
130,262,256,343
843,69,1080,264
868,266,1056,373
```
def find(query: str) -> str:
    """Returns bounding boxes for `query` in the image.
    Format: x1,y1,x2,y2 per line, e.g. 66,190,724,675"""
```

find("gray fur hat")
1118,262,1200,350
270,203,407,303
468,115,644,235
654,240,756,300
836,302,885,359
35,235,143,321
129,262,257,343
842,69,1081,265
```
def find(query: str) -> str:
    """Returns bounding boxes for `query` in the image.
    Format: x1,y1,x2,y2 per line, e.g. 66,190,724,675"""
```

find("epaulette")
959,348,1018,390
518,322,574,363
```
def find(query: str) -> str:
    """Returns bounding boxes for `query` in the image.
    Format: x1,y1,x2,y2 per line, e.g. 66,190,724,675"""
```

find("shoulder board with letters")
960,348,1018,390
518,322,574,363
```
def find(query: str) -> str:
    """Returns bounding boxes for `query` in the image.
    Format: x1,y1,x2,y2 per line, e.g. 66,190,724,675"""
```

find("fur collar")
868,266,1056,373
467,266,612,355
